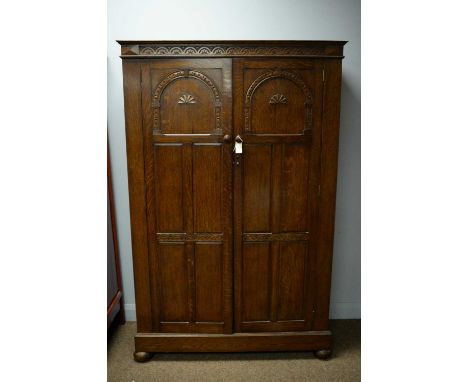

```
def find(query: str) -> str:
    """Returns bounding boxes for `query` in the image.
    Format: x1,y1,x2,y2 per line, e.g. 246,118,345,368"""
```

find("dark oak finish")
107,140,125,328
118,40,345,58
119,40,345,360
135,330,331,353
233,58,324,334
122,60,153,333
140,58,233,334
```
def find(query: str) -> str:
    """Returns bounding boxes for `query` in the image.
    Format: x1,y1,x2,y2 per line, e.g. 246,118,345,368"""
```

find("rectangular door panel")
280,143,310,232
243,144,272,233
141,59,232,334
195,242,223,322
277,241,308,321
193,144,222,233
154,144,184,232
234,58,323,332
158,242,190,322
242,242,272,321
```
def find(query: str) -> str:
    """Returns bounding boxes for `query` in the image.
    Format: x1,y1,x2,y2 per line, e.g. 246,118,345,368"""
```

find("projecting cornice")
118,40,347,59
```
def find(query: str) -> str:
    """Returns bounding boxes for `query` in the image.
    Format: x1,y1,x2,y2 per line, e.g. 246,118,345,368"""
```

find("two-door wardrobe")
119,40,346,361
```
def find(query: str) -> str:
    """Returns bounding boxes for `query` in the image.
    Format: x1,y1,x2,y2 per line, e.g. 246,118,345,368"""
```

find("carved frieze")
242,232,310,242
157,233,223,242
138,45,328,57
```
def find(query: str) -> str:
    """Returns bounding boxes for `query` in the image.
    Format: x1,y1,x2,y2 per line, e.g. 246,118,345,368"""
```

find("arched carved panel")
152,70,222,134
245,70,313,134
159,79,215,134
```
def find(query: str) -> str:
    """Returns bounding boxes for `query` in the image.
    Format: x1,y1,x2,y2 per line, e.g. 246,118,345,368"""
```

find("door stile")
232,58,244,332
141,61,159,331
222,132,234,333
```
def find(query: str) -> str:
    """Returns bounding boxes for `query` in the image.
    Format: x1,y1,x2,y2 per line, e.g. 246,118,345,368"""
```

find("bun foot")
133,351,153,363
314,349,332,360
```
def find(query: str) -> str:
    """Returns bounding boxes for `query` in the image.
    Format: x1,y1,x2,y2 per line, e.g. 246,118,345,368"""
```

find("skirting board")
124,302,361,321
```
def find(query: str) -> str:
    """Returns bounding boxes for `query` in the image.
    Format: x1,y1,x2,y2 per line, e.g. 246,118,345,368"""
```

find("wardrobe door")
140,59,233,334
233,59,323,332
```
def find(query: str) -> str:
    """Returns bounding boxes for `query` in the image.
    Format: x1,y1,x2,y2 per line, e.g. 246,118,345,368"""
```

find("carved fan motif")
178,94,196,104
269,94,288,104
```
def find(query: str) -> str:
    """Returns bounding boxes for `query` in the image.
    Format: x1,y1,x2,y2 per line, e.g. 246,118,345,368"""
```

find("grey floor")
108,320,360,382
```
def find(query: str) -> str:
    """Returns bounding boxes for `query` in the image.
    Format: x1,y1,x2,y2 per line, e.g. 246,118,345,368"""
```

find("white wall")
108,0,361,320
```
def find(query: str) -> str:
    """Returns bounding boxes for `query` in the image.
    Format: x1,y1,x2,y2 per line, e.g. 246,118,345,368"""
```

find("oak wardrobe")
119,40,346,361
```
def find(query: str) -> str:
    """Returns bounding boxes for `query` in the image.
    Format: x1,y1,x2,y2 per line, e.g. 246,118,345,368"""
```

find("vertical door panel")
195,243,223,322
242,242,271,321
154,144,184,232
280,143,310,232
141,59,232,334
243,144,272,232
193,144,223,233
158,243,190,322
234,59,323,332
277,241,308,321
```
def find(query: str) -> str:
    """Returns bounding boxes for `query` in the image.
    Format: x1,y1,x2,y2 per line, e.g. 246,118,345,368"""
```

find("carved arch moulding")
244,70,313,132
152,70,222,134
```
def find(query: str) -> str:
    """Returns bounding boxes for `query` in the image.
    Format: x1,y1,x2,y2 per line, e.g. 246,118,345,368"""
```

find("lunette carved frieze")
139,45,328,57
